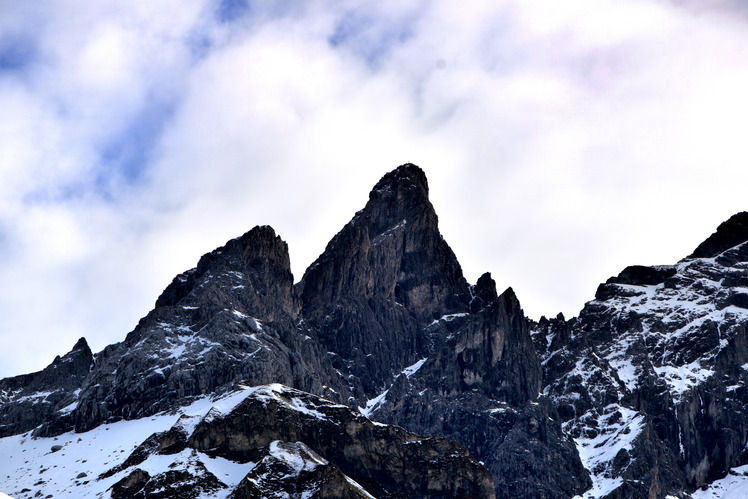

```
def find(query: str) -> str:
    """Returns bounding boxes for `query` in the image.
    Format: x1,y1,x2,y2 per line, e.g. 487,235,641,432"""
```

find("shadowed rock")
689,211,748,259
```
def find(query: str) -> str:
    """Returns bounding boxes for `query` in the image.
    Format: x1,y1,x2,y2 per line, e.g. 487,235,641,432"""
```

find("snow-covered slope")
1,383,492,498
692,465,748,498
1,387,254,498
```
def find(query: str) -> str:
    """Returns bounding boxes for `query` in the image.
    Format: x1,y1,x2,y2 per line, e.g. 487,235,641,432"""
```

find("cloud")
1,0,748,377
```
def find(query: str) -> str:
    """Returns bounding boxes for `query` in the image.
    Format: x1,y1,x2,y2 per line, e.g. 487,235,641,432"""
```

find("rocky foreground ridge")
2,164,748,498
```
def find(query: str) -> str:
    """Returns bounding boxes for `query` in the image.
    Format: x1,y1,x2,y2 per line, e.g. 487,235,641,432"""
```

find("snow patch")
15,391,54,404
654,361,714,398
371,219,407,245
573,406,644,499
268,441,327,474
58,400,78,414
201,453,255,488
236,314,263,332
402,358,427,378
288,397,328,420
574,477,623,499
0,412,181,498
359,389,389,418
344,475,377,499
231,309,249,319
608,357,638,391
691,464,748,498
0,384,282,498
428,313,469,327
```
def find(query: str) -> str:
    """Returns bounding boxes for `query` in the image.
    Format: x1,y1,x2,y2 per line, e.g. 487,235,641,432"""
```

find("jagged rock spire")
296,164,471,395
298,163,470,321
364,163,432,234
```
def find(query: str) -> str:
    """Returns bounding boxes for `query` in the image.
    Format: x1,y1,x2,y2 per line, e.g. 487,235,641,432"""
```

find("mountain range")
2,164,748,498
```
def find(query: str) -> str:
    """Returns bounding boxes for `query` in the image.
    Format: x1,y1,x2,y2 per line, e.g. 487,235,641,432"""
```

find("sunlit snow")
359,389,389,418
0,386,261,498
692,464,748,499
402,358,427,378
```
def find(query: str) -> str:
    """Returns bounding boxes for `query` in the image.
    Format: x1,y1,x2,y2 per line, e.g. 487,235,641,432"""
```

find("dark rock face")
371,281,589,498
229,443,372,499
59,225,349,434
295,165,587,497
297,164,471,397
689,211,748,259
155,225,300,322
197,385,495,498
110,467,225,499
606,265,677,286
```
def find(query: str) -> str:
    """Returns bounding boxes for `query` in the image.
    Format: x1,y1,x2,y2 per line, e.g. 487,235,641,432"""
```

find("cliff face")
4,165,748,498
57,225,349,436
297,164,472,396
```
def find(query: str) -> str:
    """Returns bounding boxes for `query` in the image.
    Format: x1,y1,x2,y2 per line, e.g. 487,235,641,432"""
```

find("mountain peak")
689,211,748,259
71,337,90,353
363,163,433,235
155,224,298,321
299,164,468,322
297,164,470,396
370,163,429,198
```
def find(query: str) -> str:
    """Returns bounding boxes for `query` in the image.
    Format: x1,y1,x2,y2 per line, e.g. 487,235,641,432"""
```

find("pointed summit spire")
361,163,433,237
297,164,470,396
299,163,469,321
370,163,429,198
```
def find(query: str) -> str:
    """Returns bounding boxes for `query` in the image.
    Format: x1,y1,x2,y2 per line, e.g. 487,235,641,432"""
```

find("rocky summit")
1,164,748,498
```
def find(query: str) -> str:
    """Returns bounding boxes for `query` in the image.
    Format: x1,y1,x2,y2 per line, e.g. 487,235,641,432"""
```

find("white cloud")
1,0,748,376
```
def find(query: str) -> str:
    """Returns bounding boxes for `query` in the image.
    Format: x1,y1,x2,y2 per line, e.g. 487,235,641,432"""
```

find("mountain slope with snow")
1,384,493,498
535,212,748,497
2,165,748,498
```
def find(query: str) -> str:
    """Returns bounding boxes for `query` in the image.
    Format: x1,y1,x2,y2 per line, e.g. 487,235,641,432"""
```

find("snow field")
0,386,259,498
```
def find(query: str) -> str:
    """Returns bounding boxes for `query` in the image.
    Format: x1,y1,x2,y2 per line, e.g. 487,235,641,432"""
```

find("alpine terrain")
2,164,748,498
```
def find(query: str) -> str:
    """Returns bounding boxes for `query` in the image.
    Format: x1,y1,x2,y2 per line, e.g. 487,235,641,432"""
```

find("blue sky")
1,0,748,377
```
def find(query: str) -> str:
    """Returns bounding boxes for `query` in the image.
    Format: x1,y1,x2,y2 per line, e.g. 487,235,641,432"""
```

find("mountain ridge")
2,163,748,498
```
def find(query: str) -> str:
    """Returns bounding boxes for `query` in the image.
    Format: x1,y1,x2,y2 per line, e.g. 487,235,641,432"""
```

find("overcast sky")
1,0,747,378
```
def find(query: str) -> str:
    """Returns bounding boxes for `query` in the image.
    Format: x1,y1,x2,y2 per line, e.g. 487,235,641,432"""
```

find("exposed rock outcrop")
0,337,92,437
689,211,748,259
372,279,589,498
297,164,472,397
295,165,588,497
535,211,748,497
105,384,495,499
62,225,348,434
